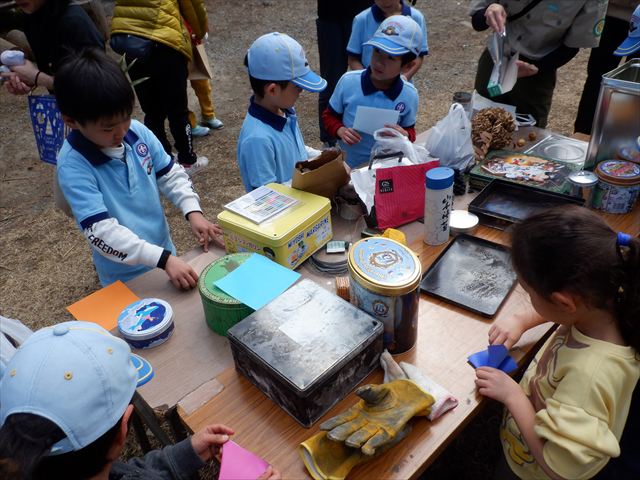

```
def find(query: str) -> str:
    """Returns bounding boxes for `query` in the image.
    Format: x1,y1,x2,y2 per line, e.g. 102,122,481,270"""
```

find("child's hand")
164,255,199,290
489,311,545,349
337,126,361,145
3,73,31,95
382,124,409,138
190,423,235,462
258,466,282,480
188,212,224,251
475,367,520,404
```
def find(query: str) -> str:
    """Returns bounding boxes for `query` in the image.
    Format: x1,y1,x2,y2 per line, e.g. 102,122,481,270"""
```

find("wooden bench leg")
132,391,173,449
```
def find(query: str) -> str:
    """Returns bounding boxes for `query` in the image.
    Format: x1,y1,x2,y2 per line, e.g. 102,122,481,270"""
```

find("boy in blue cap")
54,49,223,289
323,15,422,168
0,321,280,479
347,0,429,81
237,32,327,192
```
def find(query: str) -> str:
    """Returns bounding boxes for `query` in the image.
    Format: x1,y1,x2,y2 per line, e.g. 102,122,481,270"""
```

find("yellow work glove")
299,427,411,480
319,379,434,456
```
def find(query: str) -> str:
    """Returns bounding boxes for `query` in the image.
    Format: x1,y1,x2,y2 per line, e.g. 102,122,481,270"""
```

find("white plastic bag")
370,127,433,166
425,103,474,170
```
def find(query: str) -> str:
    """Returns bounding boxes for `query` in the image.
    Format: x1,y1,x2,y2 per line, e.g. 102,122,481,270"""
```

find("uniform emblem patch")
593,18,605,37
136,143,149,157
395,102,406,112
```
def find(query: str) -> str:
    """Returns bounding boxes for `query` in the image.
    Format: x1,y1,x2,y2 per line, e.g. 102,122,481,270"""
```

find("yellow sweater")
111,0,207,60
501,325,640,479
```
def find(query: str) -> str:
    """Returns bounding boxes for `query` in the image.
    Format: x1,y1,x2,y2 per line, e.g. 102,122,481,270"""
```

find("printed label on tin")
352,238,417,284
118,299,170,335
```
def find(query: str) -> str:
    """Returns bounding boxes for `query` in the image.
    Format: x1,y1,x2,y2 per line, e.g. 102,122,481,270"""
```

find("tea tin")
117,298,174,349
592,160,640,214
348,237,421,354
198,253,254,336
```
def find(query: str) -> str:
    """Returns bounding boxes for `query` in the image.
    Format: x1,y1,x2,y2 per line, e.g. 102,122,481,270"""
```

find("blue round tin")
117,298,174,350
348,237,421,354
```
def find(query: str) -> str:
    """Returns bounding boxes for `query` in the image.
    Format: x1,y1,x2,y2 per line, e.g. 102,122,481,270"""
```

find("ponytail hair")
0,412,122,479
0,413,65,479
510,206,640,351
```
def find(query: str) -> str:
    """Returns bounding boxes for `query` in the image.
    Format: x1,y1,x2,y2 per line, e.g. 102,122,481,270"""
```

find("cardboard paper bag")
188,43,212,80
292,149,349,199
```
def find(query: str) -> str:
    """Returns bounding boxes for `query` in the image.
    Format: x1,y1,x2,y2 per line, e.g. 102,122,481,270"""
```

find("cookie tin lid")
596,160,640,186
117,298,173,342
199,253,253,305
449,210,479,235
348,237,421,295
568,170,598,187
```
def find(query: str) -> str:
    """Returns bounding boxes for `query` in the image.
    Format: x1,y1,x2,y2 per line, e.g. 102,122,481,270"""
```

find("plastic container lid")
117,298,173,342
595,160,640,186
426,167,454,190
199,253,253,305
568,170,598,187
449,210,479,235
348,237,421,295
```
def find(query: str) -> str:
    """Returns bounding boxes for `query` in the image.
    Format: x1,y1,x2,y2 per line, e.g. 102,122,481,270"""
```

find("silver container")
586,59,640,170
567,170,598,207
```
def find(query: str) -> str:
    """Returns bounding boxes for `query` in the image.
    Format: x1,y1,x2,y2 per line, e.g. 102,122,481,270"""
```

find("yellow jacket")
111,0,208,60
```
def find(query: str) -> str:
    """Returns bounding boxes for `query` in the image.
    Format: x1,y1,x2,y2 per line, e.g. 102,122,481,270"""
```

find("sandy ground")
0,0,593,476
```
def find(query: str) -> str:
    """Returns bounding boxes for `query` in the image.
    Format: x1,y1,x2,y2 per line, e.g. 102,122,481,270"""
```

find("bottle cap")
426,167,454,190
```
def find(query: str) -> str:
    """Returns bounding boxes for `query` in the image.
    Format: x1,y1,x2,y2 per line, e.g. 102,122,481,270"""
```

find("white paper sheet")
353,106,400,135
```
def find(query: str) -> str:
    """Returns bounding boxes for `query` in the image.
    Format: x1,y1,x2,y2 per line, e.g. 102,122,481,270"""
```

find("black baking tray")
420,234,517,317
468,179,584,230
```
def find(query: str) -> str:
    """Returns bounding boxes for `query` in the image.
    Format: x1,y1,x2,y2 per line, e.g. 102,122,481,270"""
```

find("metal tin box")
227,278,383,427
117,298,174,349
586,59,640,170
217,184,332,270
198,253,255,336
348,237,421,354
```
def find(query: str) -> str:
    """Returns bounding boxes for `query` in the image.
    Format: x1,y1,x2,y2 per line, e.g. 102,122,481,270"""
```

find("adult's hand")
516,60,539,78
485,3,507,33
3,74,32,95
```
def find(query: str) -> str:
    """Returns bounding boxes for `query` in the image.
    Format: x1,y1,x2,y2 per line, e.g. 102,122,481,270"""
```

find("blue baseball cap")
247,32,327,92
615,6,640,56
0,321,140,455
364,15,423,57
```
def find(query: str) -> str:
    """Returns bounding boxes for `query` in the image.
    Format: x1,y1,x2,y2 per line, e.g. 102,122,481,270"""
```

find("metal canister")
347,237,421,354
592,160,640,214
198,253,255,336
567,170,598,207
117,298,174,349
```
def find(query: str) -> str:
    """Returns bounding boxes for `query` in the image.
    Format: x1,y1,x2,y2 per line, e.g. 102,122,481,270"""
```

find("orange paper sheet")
66,280,139,330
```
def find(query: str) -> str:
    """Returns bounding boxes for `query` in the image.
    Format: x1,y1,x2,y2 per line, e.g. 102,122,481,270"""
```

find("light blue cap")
364,15,423,58
247,32,327,92
0,321,139,456
426,167,454,190
614,6,640,56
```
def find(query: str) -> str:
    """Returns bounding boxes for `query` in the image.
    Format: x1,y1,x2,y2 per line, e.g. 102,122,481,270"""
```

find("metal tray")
468,179,584,230
419,234,517,317
524,134,588,165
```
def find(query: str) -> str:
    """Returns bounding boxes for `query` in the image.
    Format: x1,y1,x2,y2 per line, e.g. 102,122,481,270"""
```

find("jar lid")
426,167,454,190
568,170,598,186
449,210,479,235
199,253,253,304
118,298,173,341
348,237,421,295
595,160,640,186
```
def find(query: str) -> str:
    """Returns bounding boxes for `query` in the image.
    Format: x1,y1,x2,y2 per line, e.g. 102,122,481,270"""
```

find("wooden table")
124,129,639,478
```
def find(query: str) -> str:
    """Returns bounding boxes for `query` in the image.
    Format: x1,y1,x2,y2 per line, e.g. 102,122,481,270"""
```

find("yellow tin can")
217,184,332,269
348,237,421,354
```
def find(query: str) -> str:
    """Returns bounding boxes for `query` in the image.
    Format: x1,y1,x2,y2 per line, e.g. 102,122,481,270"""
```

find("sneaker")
182,156,209,177
191,125,210,137
201,117,224,130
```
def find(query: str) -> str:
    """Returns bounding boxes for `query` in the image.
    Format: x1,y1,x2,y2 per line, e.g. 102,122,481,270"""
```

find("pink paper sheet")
219,441,269,480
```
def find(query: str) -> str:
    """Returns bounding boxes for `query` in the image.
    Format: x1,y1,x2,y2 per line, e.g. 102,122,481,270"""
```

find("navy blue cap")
426,167,454,190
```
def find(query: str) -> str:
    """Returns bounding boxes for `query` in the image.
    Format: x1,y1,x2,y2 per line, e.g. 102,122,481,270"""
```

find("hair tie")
617,232,632,247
